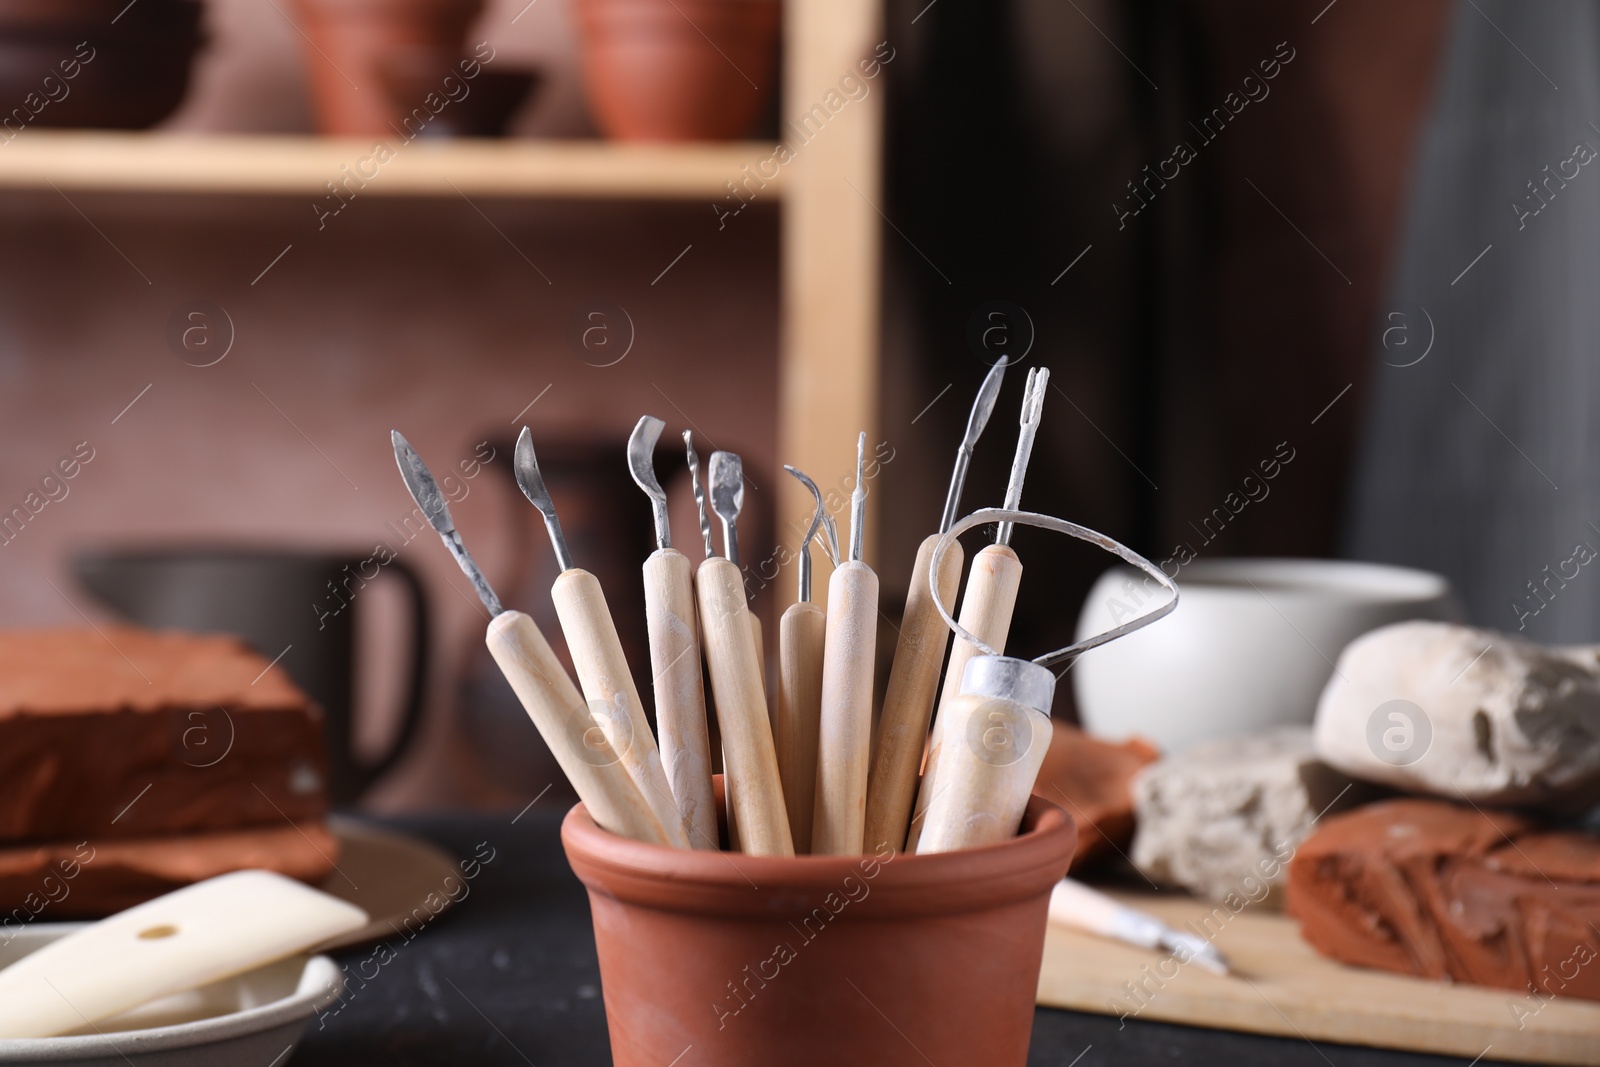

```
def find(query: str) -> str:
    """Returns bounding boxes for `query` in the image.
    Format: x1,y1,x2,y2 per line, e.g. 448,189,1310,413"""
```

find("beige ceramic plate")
317,817,462,950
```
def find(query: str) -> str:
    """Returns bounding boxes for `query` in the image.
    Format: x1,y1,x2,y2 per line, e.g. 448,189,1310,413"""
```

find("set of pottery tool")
390,361,1177,861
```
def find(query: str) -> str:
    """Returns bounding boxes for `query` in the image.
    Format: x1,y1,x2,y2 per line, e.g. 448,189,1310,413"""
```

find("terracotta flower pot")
289,0,485,136
573,0,779,141
561,782,1075,1066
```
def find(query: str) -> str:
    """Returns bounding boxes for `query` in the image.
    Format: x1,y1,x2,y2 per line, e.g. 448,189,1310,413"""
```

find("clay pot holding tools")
572,0,779,141
562,778,1076,1067
289,0,485,135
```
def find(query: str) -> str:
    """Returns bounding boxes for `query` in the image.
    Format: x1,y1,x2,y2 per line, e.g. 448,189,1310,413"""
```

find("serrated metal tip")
684,431,715,559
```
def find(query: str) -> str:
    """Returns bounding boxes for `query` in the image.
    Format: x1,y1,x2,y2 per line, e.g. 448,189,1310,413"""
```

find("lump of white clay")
1130,727,1367,907
1314,621,1600,809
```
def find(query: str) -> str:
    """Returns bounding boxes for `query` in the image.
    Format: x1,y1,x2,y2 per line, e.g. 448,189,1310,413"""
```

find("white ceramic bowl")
1073,558,1459,753
0,924,340,1066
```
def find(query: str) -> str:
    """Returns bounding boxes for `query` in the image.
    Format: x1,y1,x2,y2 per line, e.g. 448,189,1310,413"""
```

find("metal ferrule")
960,655,1055,716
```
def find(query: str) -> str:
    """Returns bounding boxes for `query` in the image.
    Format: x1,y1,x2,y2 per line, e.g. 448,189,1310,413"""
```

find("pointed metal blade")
391,430,501,617
392,430,455,536
939,356,1010,533
963,354,1009,449
628,415,670,551
515,427,574,572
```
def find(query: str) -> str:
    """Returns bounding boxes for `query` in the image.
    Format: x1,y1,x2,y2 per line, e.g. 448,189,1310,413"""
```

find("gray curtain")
1345,0,1600,644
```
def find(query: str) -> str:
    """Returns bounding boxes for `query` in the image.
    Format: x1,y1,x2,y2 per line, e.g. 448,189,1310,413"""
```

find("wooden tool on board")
628,415,717,850
0,871,368,1040
774,465,839,853
693,447,793,856
811,433,879,856
1048,878,1230,975
392,431,675,847
908,368,1048,851
514,427,690,848
916,507,1176,855
864,357,1008,852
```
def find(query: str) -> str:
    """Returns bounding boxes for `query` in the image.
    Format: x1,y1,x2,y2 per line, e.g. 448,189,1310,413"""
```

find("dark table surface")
294,810,1533,1067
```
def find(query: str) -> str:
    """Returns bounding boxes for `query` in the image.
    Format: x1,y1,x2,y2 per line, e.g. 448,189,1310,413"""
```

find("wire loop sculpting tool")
916,506,1176,854
909,366,1048,850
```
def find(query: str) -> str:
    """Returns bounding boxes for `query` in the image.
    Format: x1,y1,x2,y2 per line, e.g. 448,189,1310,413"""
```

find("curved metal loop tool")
929,507,1178,670
783,465,840,602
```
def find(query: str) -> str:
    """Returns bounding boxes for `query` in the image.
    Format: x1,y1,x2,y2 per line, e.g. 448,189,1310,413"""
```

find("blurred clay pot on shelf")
0,0,205,129
573,0,778,141
289,0,485,136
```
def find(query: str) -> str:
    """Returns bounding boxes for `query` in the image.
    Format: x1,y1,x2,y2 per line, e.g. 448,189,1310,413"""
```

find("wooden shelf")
0,131,780,200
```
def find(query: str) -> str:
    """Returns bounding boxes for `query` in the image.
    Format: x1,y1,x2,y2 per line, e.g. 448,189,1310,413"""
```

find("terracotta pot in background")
289,0,484,136
0,0,205,129
573,0,778,141
562,783,1075,1066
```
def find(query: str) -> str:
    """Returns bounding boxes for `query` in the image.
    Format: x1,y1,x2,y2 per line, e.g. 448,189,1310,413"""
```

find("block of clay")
0,627,328,842
1033,720,1158,870
1130,727,1369,906
0,822,339,921
1315,621,1600,808
1287,798,1600,1002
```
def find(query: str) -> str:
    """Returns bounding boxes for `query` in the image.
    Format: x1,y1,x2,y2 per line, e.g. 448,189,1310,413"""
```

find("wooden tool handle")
551,570,690,849
863,534,964,853
907,542,1023,850
642,548,717,850
811,560,879,856
486,610,675,847
914,691,1050,854
776,600,826,853
695,556,793,856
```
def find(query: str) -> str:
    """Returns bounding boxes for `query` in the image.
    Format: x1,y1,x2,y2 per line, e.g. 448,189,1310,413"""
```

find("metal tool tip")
964,357,1009,444
630,414,665,453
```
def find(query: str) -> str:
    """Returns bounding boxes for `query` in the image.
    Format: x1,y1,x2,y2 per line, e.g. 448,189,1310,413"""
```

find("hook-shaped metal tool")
684,431,715,559
783,465,840,602
996,367,1049,546
627,415,671,552
514,426,574,572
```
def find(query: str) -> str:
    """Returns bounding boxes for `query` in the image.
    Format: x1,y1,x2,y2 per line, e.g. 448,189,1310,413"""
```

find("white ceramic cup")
1072,558,1459,753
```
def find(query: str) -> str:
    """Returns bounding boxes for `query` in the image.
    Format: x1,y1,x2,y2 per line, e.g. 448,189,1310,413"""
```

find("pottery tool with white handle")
628,415,717,850
864,357,1007,852
915,507,1177,855
909,368,1048,850
775,465,839,853
516,427,689,848
392,431,673,847
0,870,367,1040
1048,878,1230,975
811,433,879,856
694,448,793,856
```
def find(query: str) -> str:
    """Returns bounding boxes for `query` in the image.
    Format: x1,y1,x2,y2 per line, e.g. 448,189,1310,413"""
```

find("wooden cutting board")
1038,887,1600,1065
